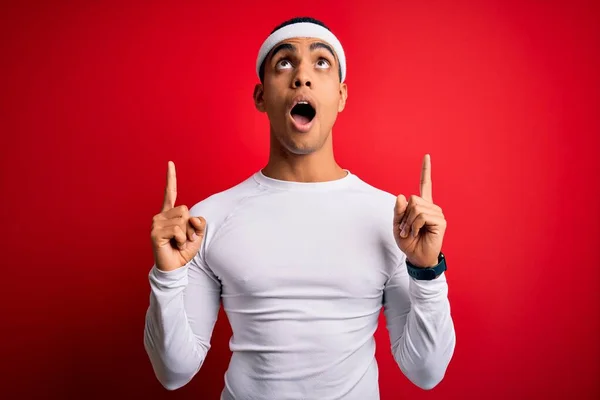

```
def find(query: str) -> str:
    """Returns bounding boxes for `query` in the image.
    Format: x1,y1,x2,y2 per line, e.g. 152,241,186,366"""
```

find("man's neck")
262,137,347,183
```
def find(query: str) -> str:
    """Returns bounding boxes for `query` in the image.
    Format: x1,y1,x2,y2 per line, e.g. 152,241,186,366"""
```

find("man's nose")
292,63,312,88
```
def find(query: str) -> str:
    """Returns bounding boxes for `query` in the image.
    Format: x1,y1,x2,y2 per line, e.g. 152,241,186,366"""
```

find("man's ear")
338,82,348,112
254,84,266,112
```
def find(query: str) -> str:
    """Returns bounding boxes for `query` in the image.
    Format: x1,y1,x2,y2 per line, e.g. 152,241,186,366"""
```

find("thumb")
394,194,408,224
189,216,206,238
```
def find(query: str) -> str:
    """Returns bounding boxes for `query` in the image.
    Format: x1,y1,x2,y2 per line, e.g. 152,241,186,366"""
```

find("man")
144,17,455,400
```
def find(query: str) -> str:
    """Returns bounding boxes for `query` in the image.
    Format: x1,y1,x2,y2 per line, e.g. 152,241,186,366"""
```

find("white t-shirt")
144,170,455,400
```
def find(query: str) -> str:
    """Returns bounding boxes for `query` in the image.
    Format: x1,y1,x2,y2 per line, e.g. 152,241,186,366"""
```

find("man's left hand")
394,154,447,268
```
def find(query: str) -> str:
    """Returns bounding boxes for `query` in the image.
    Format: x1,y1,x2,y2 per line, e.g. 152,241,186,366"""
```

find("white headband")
256,22,346,82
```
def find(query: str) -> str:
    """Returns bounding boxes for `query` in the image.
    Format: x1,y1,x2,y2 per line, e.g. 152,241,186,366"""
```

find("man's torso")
191,171,403,399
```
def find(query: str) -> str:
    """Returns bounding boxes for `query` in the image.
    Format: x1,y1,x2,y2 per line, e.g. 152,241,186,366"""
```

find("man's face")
254,37,348,155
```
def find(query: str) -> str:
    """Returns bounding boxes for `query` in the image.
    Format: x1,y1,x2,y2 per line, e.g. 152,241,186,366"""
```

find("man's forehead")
268,39,338,59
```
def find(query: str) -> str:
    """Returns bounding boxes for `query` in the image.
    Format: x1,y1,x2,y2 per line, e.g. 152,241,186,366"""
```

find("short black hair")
258,17,342,83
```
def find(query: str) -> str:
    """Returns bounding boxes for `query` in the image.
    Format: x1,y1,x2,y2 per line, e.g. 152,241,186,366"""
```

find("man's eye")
276,59,293,69
316,59,330,69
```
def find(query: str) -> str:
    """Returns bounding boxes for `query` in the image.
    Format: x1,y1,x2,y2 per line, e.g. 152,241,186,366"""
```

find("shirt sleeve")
382,256,456,390
143,250,222,390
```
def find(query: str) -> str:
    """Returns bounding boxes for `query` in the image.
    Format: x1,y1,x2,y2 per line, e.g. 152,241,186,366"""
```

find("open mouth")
290,101,316,128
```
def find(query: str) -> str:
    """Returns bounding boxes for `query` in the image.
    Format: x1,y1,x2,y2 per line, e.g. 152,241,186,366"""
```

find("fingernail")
401,228,407,238
191,233,197,241
400,222,405,231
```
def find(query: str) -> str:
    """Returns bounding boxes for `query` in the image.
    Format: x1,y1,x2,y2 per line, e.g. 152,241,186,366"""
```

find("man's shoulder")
189,172,262,221
349,173,397,205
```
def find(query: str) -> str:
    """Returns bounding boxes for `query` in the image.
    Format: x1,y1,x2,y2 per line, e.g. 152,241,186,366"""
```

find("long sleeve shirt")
144,169,456,400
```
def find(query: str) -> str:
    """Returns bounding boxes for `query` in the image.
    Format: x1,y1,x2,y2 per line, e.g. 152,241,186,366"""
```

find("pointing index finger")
420,154,433,202
162,161,177,212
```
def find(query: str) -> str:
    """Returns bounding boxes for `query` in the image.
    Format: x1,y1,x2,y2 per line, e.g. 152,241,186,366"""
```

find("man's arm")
143,250,221,390
382,258,455,390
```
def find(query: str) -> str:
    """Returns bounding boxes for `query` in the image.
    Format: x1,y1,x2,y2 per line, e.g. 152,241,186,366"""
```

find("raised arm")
143,161,221,390
387,154,456,388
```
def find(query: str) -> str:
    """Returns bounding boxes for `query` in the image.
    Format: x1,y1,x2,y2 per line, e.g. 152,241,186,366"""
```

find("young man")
144,17,455,400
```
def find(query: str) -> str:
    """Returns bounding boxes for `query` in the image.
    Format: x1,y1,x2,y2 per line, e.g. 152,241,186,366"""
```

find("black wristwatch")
406,252,447,280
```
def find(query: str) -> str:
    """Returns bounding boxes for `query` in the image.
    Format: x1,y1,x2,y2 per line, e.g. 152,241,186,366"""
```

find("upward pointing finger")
162,161,177,212
420,154,433,202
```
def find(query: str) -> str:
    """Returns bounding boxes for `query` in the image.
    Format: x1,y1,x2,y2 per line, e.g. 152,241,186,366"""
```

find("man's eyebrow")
269,43,296,61
310,42,336,61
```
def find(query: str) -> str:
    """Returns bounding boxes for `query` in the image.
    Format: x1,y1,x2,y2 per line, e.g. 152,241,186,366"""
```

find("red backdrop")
1,1,599,399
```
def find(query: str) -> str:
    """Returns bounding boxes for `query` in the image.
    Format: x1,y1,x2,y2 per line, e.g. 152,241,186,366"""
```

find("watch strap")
406,252,447,280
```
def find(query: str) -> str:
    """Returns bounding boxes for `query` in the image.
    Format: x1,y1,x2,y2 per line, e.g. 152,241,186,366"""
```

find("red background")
1,1,599,399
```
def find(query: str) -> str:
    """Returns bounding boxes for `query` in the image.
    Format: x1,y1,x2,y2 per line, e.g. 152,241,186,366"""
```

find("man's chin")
282,140,318,155
278,134,320,155
270,122,326,155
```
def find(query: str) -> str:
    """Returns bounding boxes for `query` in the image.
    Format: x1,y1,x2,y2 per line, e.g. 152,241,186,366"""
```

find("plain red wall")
1,1,599,399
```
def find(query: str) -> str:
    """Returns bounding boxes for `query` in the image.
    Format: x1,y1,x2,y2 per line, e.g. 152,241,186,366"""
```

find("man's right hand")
150,161,206,272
